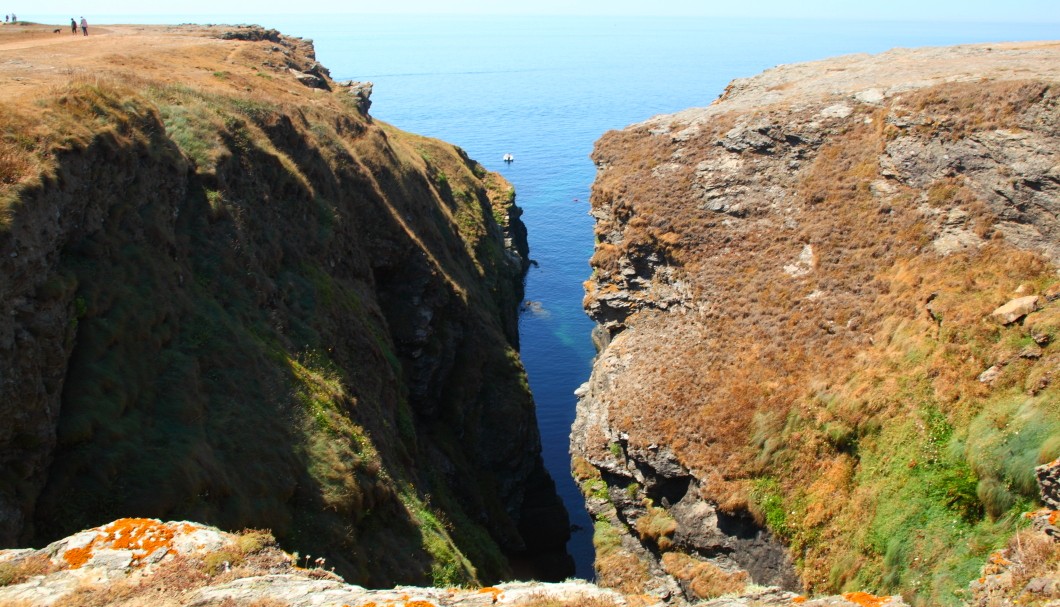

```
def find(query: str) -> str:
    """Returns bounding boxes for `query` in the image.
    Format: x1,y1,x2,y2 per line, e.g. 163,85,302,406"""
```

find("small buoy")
503,153,514,163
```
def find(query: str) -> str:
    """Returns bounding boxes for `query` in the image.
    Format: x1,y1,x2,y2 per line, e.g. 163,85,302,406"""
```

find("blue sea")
31,11,1060,578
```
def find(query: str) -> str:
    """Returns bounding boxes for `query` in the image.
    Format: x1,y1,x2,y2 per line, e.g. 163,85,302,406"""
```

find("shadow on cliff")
0,76,571,585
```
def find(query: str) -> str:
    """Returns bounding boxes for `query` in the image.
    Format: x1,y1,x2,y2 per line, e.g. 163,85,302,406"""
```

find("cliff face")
0,24,570,586
576,42,1060,604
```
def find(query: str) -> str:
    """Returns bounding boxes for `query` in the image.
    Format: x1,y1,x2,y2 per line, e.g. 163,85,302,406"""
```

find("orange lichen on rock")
101,518,184,556
842,592,889,607
988,551,1012,567
404,601,434,607
59,518,196,570
792,597,808,604
1048,510,1060,525
478,587,503,602
62,545,94,568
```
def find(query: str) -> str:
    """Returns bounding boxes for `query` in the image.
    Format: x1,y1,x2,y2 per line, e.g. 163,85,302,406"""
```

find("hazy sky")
26,0,1060,22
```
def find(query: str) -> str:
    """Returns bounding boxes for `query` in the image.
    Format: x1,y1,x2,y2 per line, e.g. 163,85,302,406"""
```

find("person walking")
70,18,77,34
80,16,87,36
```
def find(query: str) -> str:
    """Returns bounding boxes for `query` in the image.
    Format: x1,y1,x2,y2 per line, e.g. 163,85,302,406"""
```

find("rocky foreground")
575,41,1060,605
0,518,619,607
1,501,1059,606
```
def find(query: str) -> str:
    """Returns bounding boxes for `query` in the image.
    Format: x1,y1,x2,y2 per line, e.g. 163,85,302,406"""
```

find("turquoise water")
32,11,1060,578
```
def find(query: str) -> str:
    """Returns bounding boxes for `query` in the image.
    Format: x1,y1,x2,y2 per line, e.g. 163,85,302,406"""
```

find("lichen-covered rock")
340,80,374,115
289,67,329,89
0,524,621,607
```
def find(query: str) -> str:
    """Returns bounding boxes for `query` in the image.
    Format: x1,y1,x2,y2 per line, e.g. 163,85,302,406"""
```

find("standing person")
80,16,87,36
70,18,77,34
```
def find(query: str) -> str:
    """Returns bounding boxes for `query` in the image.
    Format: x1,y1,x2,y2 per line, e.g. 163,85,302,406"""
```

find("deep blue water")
309,17,1057,580
32,11,1060,579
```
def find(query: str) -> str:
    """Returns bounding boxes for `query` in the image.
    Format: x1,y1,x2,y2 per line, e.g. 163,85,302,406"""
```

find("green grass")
740,265,1060,605
592,520,623,557
399,486,479,587
749,478,792,540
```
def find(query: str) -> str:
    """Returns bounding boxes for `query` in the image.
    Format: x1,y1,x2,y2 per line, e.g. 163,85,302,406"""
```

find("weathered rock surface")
340,80,374,115
576,40,1060,604
1037,459,1060,509
0,520,617,607
991,295,1041,325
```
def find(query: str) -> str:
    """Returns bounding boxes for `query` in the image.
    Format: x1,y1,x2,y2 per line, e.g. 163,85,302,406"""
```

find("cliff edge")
0,23,570,586
576,41,1060,605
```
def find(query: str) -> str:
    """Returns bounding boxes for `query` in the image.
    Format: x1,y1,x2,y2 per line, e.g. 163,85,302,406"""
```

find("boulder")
978,365,1003,384
990,295,1039,325
340,80,374,115
289,68,328,90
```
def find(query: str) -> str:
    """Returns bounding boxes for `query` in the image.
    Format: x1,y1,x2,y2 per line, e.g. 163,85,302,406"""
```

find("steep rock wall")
0,25,570,586
575,42,1060,605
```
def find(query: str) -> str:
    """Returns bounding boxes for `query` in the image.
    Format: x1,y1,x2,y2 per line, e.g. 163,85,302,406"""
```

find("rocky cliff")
575,41,1060,605
0,23,570,586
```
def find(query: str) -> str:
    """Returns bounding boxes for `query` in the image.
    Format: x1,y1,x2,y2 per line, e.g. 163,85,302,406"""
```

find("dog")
53,28,62,33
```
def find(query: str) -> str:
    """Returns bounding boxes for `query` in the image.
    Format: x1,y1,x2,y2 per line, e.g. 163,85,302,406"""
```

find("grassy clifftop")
0,23,569,586
577,42,1060,605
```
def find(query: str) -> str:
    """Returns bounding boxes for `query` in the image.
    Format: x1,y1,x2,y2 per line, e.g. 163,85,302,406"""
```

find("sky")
20,0,1060,22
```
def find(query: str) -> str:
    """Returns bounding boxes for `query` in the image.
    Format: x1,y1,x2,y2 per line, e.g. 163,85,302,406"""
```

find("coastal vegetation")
0,24,566,587
582,52,1060,605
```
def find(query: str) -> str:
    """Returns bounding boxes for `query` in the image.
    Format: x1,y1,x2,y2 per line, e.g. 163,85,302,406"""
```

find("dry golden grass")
634,506,677,552
0,553,59,586
510,591,622,607
904,80,1051,140
586,78,1060,603
661,552,749,599
594,549,652,596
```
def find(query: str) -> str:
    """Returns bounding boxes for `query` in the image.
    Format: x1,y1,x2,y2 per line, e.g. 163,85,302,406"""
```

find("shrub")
634,506,677,551
203,550,241,575
662,552,749,599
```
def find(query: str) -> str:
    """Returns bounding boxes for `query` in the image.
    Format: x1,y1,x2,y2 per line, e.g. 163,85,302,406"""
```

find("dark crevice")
716,508,762,541
646,475,692,508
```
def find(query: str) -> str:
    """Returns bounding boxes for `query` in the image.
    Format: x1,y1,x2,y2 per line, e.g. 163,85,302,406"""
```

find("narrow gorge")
2,21,1060,607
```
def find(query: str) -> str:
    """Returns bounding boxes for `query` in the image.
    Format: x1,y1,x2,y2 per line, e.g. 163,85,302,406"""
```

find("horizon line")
22,11,1060,25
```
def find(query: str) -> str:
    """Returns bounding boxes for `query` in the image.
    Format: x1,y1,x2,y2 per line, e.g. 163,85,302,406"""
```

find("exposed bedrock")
574,41,1060,604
